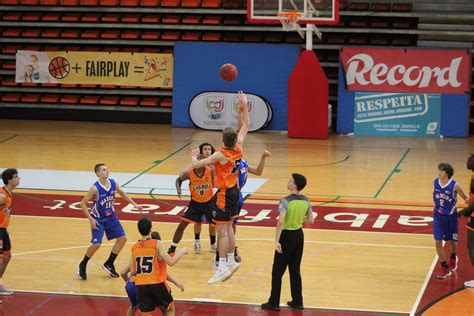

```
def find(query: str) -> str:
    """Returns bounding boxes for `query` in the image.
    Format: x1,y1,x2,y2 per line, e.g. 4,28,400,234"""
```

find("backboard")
247,0,339,25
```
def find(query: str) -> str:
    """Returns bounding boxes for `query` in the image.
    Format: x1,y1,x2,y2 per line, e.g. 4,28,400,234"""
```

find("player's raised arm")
115,182,143,212
80,186,99,230
248,150,271,176
236,90,249,148
191,149,222,169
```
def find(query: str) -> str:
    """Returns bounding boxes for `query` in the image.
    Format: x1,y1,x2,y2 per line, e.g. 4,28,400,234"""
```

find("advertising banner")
15,50,173,88
354,93,441,137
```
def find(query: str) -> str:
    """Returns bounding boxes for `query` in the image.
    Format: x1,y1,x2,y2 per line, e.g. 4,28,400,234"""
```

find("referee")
262,173,314,311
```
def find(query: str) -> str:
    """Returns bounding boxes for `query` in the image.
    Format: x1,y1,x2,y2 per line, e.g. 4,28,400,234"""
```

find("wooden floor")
1,119,474,314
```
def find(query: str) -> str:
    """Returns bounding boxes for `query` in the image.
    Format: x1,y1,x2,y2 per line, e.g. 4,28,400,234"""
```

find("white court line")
13,214,434,237
13,237,431,257
409,255,438,316
14,289,409,314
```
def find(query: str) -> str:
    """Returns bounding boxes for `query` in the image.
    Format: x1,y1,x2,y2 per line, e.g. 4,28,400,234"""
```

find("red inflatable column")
288,50,328,139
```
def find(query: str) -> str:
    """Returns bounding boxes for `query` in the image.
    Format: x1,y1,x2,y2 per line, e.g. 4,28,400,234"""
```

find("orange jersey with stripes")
214,145,243,189
189,166,213,203
0,187,12,228
132,239,167,285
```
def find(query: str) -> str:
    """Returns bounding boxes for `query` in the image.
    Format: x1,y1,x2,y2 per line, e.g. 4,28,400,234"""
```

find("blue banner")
354,93,441,137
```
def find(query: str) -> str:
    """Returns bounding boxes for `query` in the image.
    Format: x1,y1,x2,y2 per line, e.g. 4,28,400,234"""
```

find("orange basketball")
220,63,238,81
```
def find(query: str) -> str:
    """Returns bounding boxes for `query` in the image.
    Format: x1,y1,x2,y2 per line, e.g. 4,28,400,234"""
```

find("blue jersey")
90,179,116,218
433,178,457,215
238,159,249,190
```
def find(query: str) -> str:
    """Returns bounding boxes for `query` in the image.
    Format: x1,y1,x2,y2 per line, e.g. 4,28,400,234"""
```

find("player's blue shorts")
91,214,126,244
233,192,244,224
433,211,458,241
125,278,137,308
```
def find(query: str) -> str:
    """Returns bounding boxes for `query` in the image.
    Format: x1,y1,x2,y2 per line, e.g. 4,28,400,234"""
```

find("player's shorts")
233,191,244,224
433,212,458,241
125,279,137,308
181,199,213,224
212,185,239,224
136,282,173,313
468,229,474,266
91,214,126,244
0,228,11,255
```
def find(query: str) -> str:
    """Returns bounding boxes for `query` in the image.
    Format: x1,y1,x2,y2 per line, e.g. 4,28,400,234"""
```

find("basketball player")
459,155,474,287
121,231,184,316
77,163,143,280
174,143,217,254
191,90,249,284
0,168,20,295
168,145,215,255
131,217,187,316
432,163,468,279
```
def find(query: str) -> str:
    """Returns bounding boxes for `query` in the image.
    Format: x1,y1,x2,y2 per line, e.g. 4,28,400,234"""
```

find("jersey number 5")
136,256,154,274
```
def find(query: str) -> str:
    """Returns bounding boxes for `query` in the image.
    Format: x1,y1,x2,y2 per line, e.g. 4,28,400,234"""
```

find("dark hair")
151,231,161,240
467,154,474,171
2,168,18,185
138,217,152,236
292,173,307,191
94,163,106,174
199,142,215,155
222,127,238,148
438,163,454,179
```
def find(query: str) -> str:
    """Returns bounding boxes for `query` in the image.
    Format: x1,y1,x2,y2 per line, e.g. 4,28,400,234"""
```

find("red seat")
141,48,160,53
161,0,180,6
349,2,369,11
1,94,21,102
201,0,221,7
80,96,100,104
181,32,201,41
3,61,15,69
102,14,120,22
392,18,413,29
122,14,141,23
21,0,39,4
182,15,202,24
2,79,17,86
348,18,369,27
142,14,161,23
120,31,140,39
202,32,221,41
81,47,100,52
41,82,59,86
3,29,22,37
391,35,411,46
41,94,60,103
242,33,262,42
392,3,412,12
21,94,41,102
42,13,61,21
371,18,390,28
120,97,140,106
22,29,42,37
79,84,97,88
81,30,100,38
327,34,346,44
203,15,222,25
3,13,22,21
222,33,241,42
60,0,78,4
100,96,120,105
42,29,61,37
2,45,22,54
1,0,21,4
100,85,116,88
348,34,369,44
62,46,81,51
339,0,348,10
120,47,141,52
101,30,121,38
120,0,139,5
40,0,59,4
161,98,172,107
222,0,241,8
370,35,391,45
161,32,181,40
140,0,160,5
61,84,79,87
100,47,121,52
82,14,101,22
80,0,97,4
61,95,80,103
370,3,390,12
181,0,200,7
62,30,81,38
62,14,81,21
161,48,174,55
101,0,119,4
140,97,160,107
162,15,181,23
141,31,160,39
222,16,243,25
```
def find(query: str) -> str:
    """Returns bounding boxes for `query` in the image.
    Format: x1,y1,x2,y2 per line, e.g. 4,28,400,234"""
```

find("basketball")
220,63,238,81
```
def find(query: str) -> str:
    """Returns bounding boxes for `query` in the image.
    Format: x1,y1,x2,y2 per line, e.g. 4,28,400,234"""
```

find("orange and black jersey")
0,187,12,228
132,239,167,286
214,145,243,189
189,166,213,203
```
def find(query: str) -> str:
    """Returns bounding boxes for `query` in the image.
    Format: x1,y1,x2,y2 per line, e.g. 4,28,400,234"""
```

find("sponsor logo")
205,97,225,120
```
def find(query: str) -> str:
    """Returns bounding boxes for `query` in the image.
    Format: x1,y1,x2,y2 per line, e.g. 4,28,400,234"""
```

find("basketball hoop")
278,12,304,37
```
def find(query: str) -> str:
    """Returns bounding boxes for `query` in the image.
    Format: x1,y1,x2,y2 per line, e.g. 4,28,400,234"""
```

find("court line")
409,255,438,316
265,155,350,168
13,214,434,236
0,134,18,144
373,148,411,199
12,236,432,258
13,289,410,314
121,140,193,188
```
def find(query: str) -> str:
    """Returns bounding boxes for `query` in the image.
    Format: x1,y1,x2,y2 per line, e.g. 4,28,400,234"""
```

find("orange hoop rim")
277,11,302,21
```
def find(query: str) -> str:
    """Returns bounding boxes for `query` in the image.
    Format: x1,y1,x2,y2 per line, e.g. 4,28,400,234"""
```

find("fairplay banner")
15,50,173,88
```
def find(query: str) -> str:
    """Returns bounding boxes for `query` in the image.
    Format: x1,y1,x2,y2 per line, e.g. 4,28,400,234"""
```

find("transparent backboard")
247,0,339,25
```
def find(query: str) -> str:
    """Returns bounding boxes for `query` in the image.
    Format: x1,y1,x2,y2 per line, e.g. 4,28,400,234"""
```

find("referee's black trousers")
268,228,304,306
